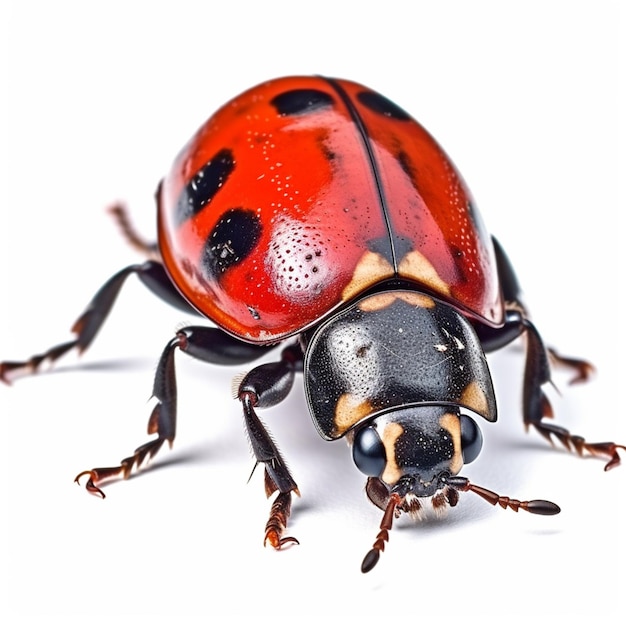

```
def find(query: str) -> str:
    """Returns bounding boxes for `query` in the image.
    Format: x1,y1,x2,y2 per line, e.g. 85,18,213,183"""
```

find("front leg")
237,343,303,548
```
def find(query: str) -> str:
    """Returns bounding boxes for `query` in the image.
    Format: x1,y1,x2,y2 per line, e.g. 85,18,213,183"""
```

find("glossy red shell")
158,76,503,343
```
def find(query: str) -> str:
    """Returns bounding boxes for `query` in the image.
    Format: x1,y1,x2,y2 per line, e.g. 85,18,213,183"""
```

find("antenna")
360,478,560,573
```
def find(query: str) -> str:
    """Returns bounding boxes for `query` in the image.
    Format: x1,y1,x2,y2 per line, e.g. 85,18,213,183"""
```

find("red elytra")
157,76,503,343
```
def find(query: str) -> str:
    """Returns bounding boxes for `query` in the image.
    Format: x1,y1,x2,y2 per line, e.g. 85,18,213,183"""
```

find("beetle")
1,76,623,572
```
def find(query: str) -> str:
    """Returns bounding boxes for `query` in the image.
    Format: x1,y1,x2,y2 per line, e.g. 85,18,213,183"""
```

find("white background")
1,1,624,624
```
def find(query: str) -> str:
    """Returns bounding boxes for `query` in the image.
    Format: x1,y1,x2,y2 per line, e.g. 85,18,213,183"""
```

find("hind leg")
1,202,197,383
481,237,594,383
0,260,195,383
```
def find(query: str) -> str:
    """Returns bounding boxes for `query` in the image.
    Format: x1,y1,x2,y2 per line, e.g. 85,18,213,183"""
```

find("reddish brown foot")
74,468,121,498
532,421,625,471
548,348,595,385
0,340,78,384
263,491,299,549
74,438,167,497
109,204,159,260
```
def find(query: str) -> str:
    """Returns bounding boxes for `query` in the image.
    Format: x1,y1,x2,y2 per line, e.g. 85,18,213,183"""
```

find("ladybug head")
350,404,482,506
353,403,561,574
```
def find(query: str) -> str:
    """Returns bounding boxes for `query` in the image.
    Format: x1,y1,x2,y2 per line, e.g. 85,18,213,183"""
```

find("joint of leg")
174,330,189,351
240,389,259,407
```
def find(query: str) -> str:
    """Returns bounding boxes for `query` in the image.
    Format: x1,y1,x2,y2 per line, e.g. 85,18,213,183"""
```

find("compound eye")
460,414,483,464
352,426,386,477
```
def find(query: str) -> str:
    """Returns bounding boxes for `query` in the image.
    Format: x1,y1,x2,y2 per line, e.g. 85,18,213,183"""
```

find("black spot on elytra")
271,89,335,116
357,91,411,121
176,149,234,225
321,144,337,162
202,208,262,279
397,150,416,179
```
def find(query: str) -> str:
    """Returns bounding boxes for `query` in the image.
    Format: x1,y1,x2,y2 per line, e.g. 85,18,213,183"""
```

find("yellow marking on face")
439,412,463,475
381,422,404,485
341,251,394,301
398,250,451,296
459,380,489,417
333,394,374,437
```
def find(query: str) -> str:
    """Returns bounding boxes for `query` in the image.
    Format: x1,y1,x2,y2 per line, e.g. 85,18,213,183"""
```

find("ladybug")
2,76,623,572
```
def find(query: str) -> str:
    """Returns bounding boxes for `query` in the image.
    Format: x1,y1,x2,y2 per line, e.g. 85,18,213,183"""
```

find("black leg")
75,325,278,496
75,334,180,496
0,260,196,383
486,237,624,470
521,320,624,470
236,342,304,548
487,236,594,382
75,325,301,548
